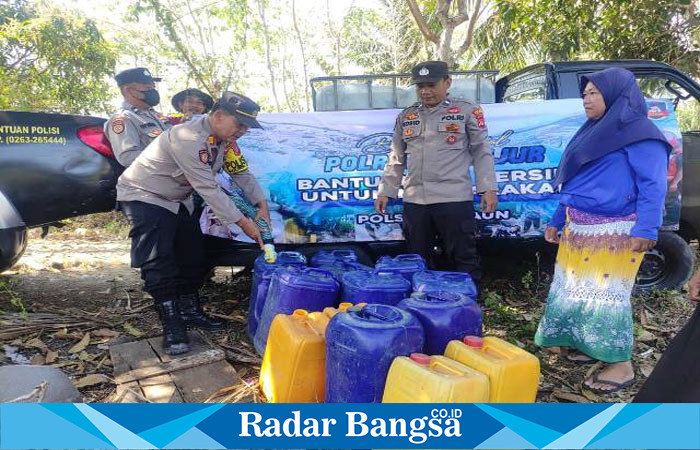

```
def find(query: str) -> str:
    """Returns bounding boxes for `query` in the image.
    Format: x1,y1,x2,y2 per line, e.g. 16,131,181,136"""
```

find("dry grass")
1,224,697,403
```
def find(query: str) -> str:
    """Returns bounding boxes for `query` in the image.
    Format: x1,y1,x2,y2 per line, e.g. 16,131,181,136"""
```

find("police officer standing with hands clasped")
116,92,266,355
375,61,498,291
105,67,172,167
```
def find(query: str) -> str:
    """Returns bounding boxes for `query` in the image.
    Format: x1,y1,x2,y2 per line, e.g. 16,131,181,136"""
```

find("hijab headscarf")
554,67,671,187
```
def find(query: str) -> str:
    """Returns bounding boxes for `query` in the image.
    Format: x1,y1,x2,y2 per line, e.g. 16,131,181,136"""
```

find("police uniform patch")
228,141,242,156
445,123,460,133
448,107,461,113
111,117,125,134
223,141,249,174
404,128,415,137
473,106,486,129
440,114,465,122
199,149,210,164
405,111,419,120
446,135,457,145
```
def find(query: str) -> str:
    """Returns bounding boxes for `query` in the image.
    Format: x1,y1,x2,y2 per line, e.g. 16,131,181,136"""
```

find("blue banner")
215,98,682,244
2,403,700,449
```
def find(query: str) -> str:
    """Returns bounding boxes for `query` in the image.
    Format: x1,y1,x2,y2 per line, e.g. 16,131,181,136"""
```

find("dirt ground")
0,212,696,403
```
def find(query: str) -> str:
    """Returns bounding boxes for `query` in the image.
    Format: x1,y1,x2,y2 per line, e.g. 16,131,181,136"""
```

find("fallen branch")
209,312,246,324
115,349,225,384
217,343,261,365
123,289,132,312
6,381,49,403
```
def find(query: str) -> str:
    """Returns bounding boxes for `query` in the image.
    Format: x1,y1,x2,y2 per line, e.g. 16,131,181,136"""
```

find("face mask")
141,89,160,107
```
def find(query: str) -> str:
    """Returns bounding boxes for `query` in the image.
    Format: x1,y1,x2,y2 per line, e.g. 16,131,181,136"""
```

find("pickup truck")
1,60,697,292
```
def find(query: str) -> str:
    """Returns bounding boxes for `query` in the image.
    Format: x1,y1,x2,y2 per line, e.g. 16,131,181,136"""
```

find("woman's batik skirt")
534,208,643,362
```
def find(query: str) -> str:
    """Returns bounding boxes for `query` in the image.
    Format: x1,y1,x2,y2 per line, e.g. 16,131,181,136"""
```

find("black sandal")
564,351,597,365
584,373,636,395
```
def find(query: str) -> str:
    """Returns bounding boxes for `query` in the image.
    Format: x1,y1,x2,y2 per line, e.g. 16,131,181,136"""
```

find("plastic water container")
254,267,340,355
382,353,489,403
413,270,478,299
341,270,411,305
315,261,372,282
247,268,275,340
375,254,427,283
397,291,482,354
261,303,365,403
444,336,540,403
316,302,364,329
248,251,307,338
260,309,326,403
310,249,358,267
325,304,424,403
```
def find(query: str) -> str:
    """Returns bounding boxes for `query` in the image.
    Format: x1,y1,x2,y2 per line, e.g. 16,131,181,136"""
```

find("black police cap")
215,91,263,129
171,88,214,113
115,67,162,87
410,61,449,84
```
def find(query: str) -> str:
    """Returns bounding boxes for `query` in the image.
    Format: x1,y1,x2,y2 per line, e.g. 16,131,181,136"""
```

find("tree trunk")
146,0,213,94
325,0,342,75
256,0,281,111
405,0,485,66
291,0,310,111
280,46,296,112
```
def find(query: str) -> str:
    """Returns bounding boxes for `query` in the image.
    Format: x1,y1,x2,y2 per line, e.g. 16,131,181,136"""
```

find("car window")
636,74,699,133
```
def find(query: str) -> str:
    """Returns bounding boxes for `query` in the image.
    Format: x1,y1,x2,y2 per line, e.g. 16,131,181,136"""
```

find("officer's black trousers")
402,201,482,283
119,201,207,299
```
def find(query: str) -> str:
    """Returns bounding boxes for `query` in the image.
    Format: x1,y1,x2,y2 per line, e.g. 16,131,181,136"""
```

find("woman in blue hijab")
535,67,670,395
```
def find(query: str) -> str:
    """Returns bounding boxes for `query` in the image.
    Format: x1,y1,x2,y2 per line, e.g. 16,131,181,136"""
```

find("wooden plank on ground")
110,332,245,403
110,340,145,403
172,359,246,402
148,332,248,403
110,339,183,403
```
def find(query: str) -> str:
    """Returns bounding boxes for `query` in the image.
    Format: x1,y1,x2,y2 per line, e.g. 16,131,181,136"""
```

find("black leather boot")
154,299,191,355
178,293,228,330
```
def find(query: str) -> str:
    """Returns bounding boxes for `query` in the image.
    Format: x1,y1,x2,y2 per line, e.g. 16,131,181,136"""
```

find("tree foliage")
123,0,250,98
342,0,429,74
1,0,698,115
0,0,117,114
469,0,700,76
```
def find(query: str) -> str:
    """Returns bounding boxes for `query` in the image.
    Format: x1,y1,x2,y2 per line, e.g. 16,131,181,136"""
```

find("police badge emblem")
418,67,429,76
446,135,457,145
111,117,125,134
199,149,210,164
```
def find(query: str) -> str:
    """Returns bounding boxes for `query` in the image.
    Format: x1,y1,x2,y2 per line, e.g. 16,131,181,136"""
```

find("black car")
0,111,120,271
2,59,699,292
